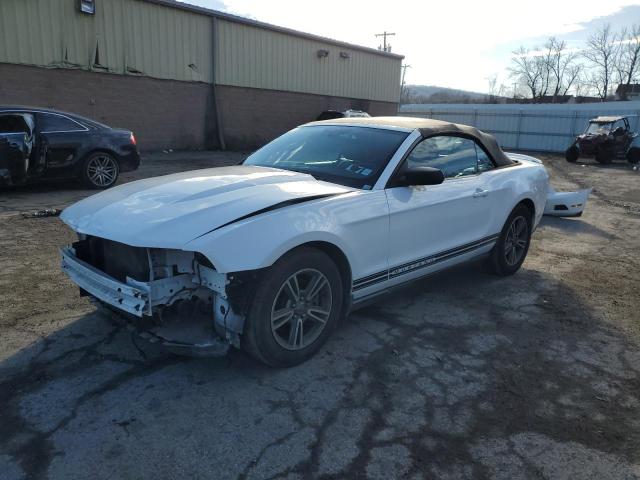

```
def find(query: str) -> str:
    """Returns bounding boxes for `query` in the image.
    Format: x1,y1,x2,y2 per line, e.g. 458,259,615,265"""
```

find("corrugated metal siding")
0,0,212,82
215,19,401,103
400,102,640,152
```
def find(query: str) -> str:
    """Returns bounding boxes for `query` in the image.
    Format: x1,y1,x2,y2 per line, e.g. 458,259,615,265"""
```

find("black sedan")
0,106,140,189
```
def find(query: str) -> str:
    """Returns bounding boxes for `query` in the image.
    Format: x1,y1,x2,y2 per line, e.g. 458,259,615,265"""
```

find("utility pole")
400,64,411,103
375,31,396,52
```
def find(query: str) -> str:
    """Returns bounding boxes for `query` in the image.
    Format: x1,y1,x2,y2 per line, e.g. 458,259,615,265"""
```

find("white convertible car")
60,117,576,366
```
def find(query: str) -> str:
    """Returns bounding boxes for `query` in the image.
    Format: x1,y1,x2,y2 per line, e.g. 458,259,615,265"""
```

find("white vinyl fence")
399,101,640,153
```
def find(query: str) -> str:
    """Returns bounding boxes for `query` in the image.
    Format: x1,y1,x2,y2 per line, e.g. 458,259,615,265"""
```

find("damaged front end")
61,236,250,356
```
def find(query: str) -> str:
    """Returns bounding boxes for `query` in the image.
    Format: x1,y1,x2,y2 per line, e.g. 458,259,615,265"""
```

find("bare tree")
509,46,546,99
618,24,640,85
545,37,581,99
561,63,583,96
582,24,620,99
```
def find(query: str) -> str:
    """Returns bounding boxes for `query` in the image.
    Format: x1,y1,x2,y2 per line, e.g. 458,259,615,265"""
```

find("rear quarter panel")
491,157,548,229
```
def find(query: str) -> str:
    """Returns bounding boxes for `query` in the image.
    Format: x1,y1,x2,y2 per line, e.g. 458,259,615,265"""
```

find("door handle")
472,188,489,198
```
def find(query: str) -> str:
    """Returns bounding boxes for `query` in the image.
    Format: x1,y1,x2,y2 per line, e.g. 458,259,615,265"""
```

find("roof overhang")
143,0,404,60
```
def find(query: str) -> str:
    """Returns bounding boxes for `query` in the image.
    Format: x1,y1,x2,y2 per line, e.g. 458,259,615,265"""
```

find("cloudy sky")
180,0,640,93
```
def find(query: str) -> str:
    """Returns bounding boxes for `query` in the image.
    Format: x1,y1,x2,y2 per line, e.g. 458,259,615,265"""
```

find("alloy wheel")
270,268,333,351
504,215,529,266
87,155,118,187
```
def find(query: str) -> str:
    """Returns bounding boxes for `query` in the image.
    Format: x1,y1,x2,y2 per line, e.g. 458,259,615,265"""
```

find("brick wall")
217,84,399,150
0,63,399,152
0,63,217,152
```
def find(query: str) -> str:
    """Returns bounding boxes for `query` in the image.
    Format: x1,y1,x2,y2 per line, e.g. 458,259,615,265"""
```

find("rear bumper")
118,147,141,172
61,246,147,316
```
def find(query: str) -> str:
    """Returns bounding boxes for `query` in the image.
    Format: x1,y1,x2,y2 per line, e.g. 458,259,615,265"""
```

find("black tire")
595,145,613,165
243,247,343,367
486,204,533,276
627,147,640,164
81,152,120,189
565,145,579,163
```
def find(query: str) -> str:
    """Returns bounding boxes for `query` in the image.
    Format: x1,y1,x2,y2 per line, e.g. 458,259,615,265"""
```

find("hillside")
402,85,491,104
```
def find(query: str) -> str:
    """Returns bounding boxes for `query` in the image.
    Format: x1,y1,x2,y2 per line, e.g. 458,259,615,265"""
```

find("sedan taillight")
130,133,137,146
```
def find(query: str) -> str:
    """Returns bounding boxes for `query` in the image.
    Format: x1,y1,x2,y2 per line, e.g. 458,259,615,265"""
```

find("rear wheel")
81,152,119,189
595,146,613,165
243,247,343,367
486,204,532,276
565,145,579,163
627,147,640,164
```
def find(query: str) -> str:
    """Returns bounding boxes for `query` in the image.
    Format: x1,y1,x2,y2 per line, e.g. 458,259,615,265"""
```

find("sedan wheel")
83,153,119,189
244,248,343,367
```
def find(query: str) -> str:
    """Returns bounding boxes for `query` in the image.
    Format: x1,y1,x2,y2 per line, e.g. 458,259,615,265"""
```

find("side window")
406,135,478,178
38,113,85,133
475,144,494,172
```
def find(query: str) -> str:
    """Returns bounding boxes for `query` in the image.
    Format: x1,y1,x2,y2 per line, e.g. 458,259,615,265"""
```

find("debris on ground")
21,208,62,218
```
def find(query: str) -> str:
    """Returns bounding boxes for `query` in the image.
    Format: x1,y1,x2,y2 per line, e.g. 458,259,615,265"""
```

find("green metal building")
0,0,402,150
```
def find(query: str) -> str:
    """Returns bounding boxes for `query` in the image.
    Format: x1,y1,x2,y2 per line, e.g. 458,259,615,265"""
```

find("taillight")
130,133,137,145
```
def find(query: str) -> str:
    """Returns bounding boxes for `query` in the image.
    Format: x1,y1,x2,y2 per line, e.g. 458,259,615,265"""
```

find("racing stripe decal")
352,234,499,291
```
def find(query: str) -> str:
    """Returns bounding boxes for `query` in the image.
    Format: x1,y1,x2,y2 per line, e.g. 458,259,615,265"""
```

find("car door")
36,112,89,177
385,134,497,285
0,113,34,184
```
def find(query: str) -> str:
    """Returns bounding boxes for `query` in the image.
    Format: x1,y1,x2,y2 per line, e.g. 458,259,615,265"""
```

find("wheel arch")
278,240,353,314
516,198,535,220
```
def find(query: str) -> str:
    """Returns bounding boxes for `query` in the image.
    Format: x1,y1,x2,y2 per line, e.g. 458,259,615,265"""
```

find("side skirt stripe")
352,233,499,291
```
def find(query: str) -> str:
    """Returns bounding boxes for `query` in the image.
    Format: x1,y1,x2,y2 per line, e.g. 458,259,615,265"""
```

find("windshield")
243,125,409,189
586,122,612,135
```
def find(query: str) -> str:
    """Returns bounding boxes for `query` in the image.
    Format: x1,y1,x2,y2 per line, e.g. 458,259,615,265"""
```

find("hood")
61,166,352,248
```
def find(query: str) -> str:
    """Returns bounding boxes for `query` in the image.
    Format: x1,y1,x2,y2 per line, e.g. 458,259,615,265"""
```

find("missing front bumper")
61,246,148,316
61,245,240,356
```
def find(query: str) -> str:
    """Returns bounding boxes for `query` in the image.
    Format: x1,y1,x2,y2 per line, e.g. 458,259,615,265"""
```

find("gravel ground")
0,151,639,479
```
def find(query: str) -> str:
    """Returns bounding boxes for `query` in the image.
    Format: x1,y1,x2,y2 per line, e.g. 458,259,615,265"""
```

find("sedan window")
38,113,86,133
407,135,479,178
244,126,409,189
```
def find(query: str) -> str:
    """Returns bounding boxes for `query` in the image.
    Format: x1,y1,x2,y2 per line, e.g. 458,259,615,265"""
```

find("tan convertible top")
306,116,515,167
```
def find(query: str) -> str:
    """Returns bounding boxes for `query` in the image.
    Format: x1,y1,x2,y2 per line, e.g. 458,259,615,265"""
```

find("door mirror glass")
403,166,445,186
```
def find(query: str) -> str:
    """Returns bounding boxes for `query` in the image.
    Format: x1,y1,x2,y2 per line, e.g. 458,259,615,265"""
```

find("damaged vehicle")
565,115,640,165
0,106,140,189
60,117,583,366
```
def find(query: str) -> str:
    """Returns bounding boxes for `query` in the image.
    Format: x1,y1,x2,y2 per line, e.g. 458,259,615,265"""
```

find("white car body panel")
60,166,353,249
185,189,391,280
544,185,592,217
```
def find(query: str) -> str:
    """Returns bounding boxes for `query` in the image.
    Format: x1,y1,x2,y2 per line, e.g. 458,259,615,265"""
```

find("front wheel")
243,248,343,367
81,152,120,189
565,145,579,163
486,205,533,276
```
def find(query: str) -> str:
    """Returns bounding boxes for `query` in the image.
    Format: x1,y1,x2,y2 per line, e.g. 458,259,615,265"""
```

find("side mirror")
401,166,445,186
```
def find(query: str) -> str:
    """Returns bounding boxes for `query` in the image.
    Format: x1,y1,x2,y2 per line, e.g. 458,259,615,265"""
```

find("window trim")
37,112,89,134
385,131,499,188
